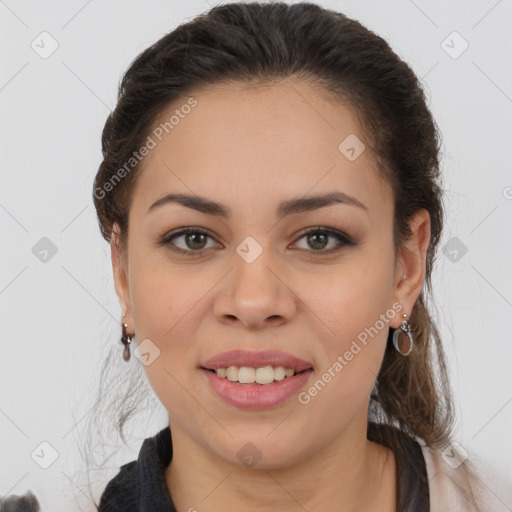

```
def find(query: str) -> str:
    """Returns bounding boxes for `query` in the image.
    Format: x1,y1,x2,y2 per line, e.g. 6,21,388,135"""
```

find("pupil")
187,233,206,249
309,233,327,250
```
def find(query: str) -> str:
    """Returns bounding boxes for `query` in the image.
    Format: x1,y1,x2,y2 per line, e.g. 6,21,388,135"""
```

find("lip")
201,367,314,410
200,349,313,372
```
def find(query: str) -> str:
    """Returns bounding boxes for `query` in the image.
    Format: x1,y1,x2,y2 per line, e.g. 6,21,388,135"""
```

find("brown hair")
82,2,486,510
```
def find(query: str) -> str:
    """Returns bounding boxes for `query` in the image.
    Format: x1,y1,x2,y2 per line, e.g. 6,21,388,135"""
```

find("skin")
111,79,430,511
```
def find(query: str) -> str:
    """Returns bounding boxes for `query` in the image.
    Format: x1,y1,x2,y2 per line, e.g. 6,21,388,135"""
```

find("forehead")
131,80,391,220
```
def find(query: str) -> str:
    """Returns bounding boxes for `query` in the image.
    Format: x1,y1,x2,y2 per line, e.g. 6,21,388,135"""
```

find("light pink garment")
421,445,508,511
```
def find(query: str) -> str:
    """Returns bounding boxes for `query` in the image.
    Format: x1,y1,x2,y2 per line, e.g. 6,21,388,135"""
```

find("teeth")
214,365,298,384
226,366,238,381
216,368,227,378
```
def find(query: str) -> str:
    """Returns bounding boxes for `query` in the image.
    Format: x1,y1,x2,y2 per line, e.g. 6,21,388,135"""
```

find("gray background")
1,0,511,510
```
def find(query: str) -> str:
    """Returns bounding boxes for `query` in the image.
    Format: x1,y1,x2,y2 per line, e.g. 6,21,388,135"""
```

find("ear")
391,208,431,327
111,222,134,328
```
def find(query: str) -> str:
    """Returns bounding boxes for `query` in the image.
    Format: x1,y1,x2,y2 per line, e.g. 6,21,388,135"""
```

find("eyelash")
157,226,356,257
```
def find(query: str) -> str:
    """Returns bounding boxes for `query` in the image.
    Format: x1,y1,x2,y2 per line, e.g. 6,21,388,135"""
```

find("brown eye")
293,228,354,254
183,232,208,250
158,228,219,255
306,231,329,251
157,226,355,256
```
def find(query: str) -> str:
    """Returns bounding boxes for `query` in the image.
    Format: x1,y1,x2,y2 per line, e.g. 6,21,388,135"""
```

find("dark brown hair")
82,2,486,510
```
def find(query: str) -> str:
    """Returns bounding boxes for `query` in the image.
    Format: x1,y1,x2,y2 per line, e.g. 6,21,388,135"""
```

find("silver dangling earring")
121,313,134,362
393,313,414,356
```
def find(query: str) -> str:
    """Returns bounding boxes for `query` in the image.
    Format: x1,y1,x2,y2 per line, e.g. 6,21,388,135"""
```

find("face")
112,79,428,469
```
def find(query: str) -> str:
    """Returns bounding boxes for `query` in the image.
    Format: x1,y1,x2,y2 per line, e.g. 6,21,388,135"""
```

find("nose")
213,245,298,330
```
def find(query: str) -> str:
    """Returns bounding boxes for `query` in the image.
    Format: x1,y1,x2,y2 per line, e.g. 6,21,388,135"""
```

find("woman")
86,2,496,511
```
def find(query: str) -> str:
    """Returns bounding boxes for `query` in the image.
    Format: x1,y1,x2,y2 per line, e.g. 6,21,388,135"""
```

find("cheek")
127,255,222,402
301,249,395,394
126,261,196,395
128,245,206,342
307,255,394,343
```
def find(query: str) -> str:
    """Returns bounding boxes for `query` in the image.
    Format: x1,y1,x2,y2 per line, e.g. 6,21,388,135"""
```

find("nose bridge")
216,234,297,327
233,234,281,301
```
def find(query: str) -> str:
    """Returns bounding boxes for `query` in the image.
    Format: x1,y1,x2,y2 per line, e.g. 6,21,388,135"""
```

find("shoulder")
97,425,174,511
421,445,504,512
97,460,138,512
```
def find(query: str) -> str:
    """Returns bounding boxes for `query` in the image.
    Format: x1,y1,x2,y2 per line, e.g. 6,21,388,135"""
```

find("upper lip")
201,349,313,372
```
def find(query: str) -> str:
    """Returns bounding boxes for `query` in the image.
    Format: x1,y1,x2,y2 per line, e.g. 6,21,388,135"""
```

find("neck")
164,416,397,512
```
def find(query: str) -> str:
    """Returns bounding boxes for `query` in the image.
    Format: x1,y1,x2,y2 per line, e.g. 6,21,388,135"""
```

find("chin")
212,431,308,470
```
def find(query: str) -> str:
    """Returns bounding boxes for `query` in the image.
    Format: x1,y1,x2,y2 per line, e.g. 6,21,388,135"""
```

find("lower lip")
200,368,313,410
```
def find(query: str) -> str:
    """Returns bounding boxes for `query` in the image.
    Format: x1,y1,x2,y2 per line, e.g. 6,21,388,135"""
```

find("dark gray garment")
97,423,429,512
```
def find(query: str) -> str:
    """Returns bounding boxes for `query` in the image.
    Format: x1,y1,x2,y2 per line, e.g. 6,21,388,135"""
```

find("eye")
157,227,219,255
292,227,354,254
157,226,355,256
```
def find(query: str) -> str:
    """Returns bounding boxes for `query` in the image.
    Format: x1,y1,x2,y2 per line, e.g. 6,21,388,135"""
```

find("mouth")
200,366,313,385
199,349,314,385
200,365,314,410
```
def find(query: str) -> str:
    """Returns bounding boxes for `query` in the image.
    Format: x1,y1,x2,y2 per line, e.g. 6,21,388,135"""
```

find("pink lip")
200,349,313,372
201,368,314,410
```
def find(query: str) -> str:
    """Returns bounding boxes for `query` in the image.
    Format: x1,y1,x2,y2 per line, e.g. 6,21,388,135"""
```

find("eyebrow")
146,191,368,217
